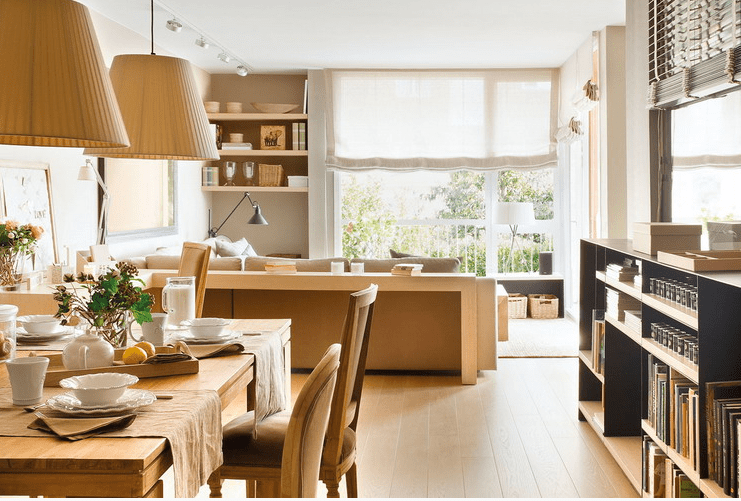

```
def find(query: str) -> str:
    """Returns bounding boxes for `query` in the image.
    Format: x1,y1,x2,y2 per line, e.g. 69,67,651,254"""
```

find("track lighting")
165,18,182,32
236,65,249,77
195,37,209,49
217,52,230,63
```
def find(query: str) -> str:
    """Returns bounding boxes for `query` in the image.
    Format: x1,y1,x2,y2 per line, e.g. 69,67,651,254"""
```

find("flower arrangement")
0,220,44,287
53,262,154,347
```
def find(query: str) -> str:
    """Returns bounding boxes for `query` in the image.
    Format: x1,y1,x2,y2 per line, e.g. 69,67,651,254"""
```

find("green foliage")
497,170,554,219
341,177,397,259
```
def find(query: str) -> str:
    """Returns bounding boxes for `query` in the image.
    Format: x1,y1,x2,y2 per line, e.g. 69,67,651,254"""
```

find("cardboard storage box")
633,222,702,255
707,221,741,250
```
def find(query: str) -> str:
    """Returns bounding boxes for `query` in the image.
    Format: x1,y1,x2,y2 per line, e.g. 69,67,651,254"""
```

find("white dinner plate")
16,326,75,342
173,329,241,345
45,389,157,416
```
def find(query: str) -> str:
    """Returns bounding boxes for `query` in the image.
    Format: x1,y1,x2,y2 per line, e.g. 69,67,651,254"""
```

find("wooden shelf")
207,112,307,121
201,186,308,193
641,338,699,383
218,149,308,157
579,350,605,383
604,275,642,300
641,419,700,485
642,293,699,330
579,400,643,494
700,478,731,498
606,315,643,345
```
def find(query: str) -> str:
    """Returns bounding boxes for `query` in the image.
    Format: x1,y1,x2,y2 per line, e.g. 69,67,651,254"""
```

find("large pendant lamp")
84,1,218,160
0,0,129,148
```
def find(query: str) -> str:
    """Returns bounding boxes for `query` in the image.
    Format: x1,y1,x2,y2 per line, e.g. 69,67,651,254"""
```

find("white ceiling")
80,0,625,74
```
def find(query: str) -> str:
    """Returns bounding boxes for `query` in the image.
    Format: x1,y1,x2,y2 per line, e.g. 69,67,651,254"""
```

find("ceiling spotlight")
217,52,230,63
195,37,210,49
236,65,249,77
165,18,182,32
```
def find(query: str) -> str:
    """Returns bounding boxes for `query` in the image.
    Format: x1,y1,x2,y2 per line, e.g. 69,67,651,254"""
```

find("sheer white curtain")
324,69,558,172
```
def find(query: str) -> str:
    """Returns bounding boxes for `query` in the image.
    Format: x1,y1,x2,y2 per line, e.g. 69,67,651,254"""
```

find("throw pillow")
389,249,419,258
241,241,258,257
215,238,251,257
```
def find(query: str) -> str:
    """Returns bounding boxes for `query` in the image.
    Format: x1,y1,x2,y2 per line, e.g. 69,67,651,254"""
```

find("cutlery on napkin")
28,411,136,440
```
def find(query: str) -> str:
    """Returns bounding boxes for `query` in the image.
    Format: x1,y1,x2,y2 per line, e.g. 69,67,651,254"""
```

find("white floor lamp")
494,202,535,273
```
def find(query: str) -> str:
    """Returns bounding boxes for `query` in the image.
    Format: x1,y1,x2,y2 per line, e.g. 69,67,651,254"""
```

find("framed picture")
0,160,58,270
260,125,286,150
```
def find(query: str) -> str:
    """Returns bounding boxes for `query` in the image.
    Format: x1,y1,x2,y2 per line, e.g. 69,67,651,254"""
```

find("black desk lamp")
208,192,268,238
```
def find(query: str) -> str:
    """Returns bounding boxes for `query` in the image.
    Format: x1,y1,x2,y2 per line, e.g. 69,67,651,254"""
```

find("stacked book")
643,436,701,497
264,261,297,274
605,287,641,321
291,123,307,150
624,309,642,333
706,380,741,496
592,309,605,375
606,262,640,281
221,142,253,150
391,264,423,276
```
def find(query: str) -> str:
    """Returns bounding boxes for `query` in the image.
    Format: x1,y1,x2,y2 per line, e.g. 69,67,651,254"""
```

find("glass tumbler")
223,161,236,186
0,304,18,362
242,162,255,186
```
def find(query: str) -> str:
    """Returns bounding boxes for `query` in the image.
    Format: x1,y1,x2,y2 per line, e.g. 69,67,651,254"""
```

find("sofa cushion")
352,257,461,273
389,249,416,258
243,256,350,272
215,238,257,258
145,254,243,271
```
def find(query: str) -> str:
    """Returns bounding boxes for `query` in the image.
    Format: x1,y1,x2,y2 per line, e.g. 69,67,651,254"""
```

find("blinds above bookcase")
649,0,741,109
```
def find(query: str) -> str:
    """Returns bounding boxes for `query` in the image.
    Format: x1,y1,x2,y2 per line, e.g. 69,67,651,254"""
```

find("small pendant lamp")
0,0,129,148
83,1,218,160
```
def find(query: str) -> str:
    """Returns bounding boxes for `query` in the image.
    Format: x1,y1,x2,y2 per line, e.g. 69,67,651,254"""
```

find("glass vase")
0,248,22,287
95,312,132,348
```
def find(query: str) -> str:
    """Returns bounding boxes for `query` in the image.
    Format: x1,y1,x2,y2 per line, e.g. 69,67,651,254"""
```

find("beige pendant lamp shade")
0,0,129,148
84,54,219,160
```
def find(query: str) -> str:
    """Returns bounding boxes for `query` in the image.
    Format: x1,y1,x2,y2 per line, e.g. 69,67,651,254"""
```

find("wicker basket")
507,293,527,319
258,164,286,186
528,294,559,319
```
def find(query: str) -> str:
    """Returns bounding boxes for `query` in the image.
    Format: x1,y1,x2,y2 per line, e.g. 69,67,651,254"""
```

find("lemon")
122,346,147,365
135,341,156,357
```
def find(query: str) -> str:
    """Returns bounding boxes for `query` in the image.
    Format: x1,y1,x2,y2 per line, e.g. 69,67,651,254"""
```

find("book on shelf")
705,381,741,483
292,123,299,150
647,440,667,497
591,309,605,374
605,261,640,281
391,263,423,276
624,309,642,332
298,122,306,150
605,287,641,321
221,142,253,150
665,459,700,498
264,260,297,274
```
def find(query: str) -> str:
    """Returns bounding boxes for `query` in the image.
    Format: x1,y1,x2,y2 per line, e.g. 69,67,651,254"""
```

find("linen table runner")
0,388,222,498
235,330,286,422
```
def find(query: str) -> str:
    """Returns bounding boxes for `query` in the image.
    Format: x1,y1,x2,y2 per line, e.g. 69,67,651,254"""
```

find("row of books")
606,261,640,281
624,309,642,333
706,380,741,496
291,123,307,150
591,309,605,375
605,287,641,321
647,355,699,464
391,263,423,276
643,437,700,497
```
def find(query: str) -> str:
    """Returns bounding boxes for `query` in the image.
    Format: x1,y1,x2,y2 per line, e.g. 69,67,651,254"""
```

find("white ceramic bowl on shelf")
181,318,230,338
59,373,139,407
250,102,299,114
18,315,61,334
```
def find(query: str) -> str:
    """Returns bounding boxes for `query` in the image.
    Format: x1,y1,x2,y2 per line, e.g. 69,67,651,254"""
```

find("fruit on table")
122,346,147,365
135,341,155,357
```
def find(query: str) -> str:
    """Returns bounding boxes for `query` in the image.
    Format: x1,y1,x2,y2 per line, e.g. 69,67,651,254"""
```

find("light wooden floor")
172,358,638,498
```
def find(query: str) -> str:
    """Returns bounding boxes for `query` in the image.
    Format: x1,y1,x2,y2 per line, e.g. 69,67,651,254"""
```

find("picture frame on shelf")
260,125,286,150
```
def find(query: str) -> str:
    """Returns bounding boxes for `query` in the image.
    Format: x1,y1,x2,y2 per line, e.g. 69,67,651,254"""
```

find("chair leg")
324,478,341,498
256,479,280,497
247,479,256,498
346,463,358,498
207,470,223,498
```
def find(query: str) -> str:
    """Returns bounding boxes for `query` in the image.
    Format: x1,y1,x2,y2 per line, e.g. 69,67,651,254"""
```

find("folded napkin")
185,342,245,359
28,411,136,441
143,352,193,364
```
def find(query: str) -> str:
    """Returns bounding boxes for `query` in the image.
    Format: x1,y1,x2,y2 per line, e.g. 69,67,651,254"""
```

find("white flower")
7,232,14,239
20,238,28,245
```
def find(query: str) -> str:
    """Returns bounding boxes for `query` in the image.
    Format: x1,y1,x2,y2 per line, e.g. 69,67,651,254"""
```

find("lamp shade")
84,54,219,160
493,202,536,225
248,204,268,225
0,0,129,148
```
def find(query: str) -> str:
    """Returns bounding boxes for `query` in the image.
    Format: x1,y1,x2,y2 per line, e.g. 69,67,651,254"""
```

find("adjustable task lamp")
78,160,110,245
208,192,268,238
494,202,536,274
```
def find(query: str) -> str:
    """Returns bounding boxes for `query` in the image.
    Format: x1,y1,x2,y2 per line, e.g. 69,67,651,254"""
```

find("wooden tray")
657,250,741,271
43,346,199,387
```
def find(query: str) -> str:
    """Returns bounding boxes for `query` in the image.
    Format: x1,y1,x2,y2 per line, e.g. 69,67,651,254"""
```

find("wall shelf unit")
201,186,308,193
217,149,308,157
207,113,308,121
579,239,741,498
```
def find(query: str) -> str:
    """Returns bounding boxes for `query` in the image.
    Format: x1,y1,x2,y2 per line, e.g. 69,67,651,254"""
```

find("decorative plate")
45,389,157,416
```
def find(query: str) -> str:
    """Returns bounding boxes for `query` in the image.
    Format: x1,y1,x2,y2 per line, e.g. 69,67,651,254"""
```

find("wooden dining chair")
209,344,341,498
208,284,378,498
177,242,210,318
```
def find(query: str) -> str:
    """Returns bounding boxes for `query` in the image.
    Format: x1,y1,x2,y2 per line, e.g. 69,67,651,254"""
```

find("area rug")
497,317,578,358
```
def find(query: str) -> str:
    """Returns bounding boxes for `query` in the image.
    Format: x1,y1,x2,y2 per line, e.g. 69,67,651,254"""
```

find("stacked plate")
172,318,240,344
16,325,75,344
45,389,156,416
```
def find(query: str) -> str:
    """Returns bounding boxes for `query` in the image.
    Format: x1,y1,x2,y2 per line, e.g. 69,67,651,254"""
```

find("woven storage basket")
528,294,559,319
258,164,285,186
507,293,527,319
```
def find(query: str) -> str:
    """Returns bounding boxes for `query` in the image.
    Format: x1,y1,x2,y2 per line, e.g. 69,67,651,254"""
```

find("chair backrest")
281,344,341,498
177,242,210,317
321,284,378,468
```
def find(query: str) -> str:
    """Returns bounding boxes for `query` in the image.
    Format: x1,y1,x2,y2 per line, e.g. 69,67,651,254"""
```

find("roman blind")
324,69,558,172
649,0,741,109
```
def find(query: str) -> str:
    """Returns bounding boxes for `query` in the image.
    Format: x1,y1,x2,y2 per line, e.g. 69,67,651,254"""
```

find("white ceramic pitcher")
161,276,196,328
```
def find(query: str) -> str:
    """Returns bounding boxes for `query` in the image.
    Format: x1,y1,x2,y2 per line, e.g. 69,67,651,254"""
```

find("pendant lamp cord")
150,0,155,55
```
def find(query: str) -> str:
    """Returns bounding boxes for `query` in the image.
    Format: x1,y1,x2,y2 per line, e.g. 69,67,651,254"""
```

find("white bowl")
18,315,62,334
59,373,139,407
250,102,299,114
182,318,230,338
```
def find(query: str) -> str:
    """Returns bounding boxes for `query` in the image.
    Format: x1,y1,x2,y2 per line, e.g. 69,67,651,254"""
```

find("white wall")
0,9,212,265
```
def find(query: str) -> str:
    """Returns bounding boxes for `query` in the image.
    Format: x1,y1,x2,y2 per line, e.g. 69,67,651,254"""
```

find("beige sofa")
132,254,496,377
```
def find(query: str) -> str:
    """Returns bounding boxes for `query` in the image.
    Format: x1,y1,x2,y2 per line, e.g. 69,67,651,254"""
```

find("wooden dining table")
0,318,291,498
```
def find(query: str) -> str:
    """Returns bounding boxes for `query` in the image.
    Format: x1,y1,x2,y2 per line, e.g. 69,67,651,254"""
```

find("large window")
104,159,177,239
